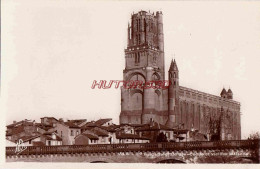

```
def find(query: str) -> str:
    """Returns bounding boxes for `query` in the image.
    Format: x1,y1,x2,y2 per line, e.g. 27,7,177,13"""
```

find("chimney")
13,121,16,124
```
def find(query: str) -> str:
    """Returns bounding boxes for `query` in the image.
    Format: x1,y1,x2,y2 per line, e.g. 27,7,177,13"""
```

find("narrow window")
139,19,141,31
136,19,138,31
129,27,132,39
71,130,74,136
138,34,141,44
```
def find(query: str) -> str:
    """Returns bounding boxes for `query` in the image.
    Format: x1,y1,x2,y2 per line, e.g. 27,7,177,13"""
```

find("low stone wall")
6,140,260,163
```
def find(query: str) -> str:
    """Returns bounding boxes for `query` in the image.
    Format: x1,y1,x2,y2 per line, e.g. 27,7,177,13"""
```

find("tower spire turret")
169,59,178,71
166,59,179,128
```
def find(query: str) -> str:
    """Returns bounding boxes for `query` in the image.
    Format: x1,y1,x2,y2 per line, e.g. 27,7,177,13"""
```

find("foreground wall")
6,140,260,163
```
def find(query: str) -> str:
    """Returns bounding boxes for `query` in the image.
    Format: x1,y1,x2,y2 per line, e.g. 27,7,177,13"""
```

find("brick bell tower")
166,59,180,128
119,10,166,125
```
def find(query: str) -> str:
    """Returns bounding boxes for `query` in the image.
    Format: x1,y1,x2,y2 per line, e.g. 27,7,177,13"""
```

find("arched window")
135,53,140,63
173,72,176,78
169,73,172,78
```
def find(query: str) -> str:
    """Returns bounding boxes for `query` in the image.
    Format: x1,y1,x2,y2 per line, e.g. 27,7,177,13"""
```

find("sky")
2,0,260,139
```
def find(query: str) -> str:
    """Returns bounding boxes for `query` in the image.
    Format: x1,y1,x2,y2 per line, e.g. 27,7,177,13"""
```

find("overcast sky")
2,0,260,138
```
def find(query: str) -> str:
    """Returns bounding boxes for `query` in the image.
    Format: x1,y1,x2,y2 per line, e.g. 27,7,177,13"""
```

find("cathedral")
119,10,241,140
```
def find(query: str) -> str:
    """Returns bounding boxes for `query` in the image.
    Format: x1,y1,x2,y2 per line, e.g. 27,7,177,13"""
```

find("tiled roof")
116,132,150,140
98,125,119,132
6,121,23,128
82,133,99,140
36,124,53,131
90,128,109,137
7,125,25,135
94,118,112,126
135,122,173,131
6,120,34,128
18,135,41,142
40,117,58,121
119,123,145,127
173,129,189,134
45,135,62,141
43,131,57,135
68,119,87,125
32,141,45,146
64,122,80,128
85,121,97,127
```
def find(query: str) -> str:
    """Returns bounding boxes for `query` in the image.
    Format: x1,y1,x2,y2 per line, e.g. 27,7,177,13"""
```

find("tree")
208,117,221,141
248,131,260,140
156,132,168,142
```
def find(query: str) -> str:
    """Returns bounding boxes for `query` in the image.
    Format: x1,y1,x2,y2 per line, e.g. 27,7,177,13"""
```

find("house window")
48,140,51,146
29,140,31,144
76,131,79,136
71,130,74,136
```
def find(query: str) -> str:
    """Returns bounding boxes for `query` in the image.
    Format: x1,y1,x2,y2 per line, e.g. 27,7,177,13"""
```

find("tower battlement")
127,10,164,52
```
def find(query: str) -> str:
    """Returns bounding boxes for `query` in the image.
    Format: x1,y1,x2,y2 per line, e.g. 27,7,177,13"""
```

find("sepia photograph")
1,0,260,168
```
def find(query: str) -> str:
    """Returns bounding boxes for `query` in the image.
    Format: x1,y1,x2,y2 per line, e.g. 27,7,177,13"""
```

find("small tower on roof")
167,59,179,128
227,88,233,99
169,59,178,72
220,88,227,99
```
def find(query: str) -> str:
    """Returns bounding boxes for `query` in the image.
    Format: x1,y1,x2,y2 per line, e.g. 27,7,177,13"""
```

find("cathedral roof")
169,59,178,71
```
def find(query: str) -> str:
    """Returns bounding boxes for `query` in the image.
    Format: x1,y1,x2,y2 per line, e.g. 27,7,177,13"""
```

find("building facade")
119,10,241,140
